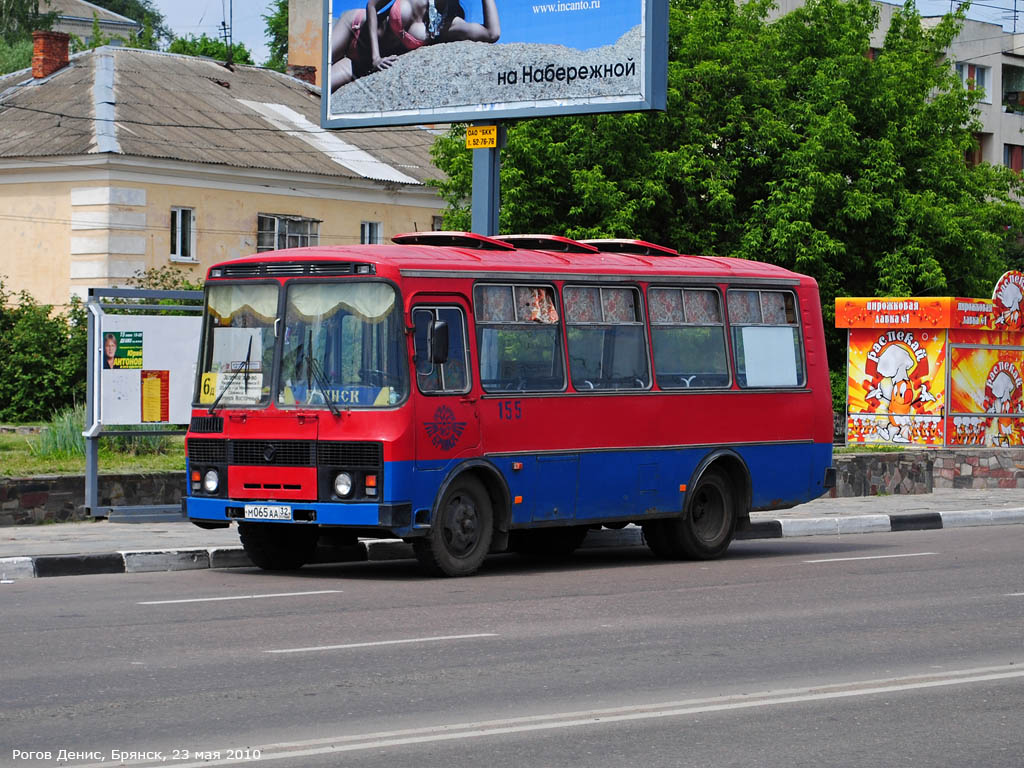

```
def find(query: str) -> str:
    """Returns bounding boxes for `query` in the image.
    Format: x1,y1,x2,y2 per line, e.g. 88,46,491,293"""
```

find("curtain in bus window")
207,284,279,324
649,288,684,324
287,282,395,323
477,285,515,322
684,290,721,324
727,290,761,324
516,286,559,324
564,286,601,323
601,288,636,323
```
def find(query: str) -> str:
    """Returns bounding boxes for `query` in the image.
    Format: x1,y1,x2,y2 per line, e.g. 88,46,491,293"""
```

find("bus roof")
208,234,807,283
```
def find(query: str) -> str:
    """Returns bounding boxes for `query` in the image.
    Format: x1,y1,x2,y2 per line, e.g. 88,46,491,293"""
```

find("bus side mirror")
430,320,449,364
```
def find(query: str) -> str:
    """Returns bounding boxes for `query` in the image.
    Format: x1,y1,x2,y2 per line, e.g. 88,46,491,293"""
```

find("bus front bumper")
185,496,413,531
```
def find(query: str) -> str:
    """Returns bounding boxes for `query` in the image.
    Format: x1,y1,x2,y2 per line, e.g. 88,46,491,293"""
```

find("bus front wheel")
238,522,319,570
643,471,736,560
413,476,493,577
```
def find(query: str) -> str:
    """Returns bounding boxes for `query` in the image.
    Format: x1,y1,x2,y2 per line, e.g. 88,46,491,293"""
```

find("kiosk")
836,271,1024,448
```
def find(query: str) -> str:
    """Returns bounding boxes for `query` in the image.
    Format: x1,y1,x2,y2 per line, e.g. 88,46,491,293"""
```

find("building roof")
49,0,140,26
0,46,442,185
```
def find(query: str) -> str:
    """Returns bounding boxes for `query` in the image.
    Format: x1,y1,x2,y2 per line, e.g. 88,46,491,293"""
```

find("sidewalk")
2,488,1023,579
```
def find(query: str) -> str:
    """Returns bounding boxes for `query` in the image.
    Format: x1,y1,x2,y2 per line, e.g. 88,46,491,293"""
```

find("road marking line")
266,633,498,654
804,552,938,564
79,664,1024,768
138,590,342,605
1007,592,1024,597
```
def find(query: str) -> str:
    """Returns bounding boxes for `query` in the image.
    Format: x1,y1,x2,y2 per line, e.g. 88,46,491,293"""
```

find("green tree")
0,0,56,45
0,37,33,73
263,0,288,72
168,33,254,65
0,280,87,422
431,0,1024,368
86,0,172,45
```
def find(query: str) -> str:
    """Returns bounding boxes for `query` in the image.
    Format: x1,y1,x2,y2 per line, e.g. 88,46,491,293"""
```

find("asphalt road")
1,526,1022,768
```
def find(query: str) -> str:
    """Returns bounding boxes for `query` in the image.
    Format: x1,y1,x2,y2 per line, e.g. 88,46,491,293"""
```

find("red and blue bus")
185,232,834,576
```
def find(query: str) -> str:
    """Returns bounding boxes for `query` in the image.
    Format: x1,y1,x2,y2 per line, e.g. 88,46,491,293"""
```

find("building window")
360,221,382,244
432,215,444,231
956,62,991,103
1005,144,1024,173
170,207,195,261
257,214,320,252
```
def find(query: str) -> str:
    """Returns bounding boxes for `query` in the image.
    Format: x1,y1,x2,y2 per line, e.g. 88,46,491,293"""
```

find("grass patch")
2,406,186,477
834,444,906,454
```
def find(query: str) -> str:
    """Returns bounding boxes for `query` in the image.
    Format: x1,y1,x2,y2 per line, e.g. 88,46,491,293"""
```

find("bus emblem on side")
425,406,466,451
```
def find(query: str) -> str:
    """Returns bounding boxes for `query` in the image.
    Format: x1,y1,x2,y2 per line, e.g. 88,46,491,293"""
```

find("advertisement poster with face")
846,328,946,446
948,347,1024,446
324,0,665,127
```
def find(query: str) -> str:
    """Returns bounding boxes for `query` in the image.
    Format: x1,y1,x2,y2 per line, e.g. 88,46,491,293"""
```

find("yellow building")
0,34,444,307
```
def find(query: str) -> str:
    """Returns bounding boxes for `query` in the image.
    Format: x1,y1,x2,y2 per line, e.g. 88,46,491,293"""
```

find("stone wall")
829,447,1024,497
831,452,933,497
0,473,184,525
930,449,1024,489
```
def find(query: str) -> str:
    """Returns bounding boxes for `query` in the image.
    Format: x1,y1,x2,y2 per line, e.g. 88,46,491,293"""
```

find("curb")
2,508,1023,580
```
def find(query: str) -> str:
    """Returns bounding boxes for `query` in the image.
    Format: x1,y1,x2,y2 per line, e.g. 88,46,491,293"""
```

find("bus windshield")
278,281,407,409
196,283,279,407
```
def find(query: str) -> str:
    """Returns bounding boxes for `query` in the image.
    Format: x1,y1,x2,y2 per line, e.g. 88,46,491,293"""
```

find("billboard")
322,0,668,128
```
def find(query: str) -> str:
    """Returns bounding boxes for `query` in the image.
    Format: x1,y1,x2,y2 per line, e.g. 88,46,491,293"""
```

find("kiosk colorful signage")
836,271,1024,448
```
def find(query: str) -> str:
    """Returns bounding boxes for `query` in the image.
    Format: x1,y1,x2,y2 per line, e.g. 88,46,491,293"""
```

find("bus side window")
649,288,729,389
474,284,565,393
727,290,805,388
564,285,649,390
414,306,469,394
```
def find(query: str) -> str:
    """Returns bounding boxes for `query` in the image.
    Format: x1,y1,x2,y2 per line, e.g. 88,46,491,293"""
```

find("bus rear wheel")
238,522,319,570
643,471,736,560
413,476,493,577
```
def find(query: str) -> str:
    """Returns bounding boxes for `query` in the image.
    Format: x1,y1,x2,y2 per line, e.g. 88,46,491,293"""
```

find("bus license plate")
243,504,292,521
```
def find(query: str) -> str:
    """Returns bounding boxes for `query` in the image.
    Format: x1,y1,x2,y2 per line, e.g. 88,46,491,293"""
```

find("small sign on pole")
466,125,498,149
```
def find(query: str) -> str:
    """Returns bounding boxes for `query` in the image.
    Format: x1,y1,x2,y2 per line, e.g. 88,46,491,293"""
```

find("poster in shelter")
846,328,946,445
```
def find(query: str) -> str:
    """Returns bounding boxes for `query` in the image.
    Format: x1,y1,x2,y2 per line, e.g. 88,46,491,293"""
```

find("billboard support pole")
471,123,506,236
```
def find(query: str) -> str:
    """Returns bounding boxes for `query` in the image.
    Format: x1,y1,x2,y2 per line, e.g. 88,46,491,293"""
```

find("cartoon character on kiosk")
993,280,1023,330
988,370,1019,446
865,344,936,443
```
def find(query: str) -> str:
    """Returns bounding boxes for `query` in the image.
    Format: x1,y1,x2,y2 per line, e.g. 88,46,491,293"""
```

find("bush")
28,404,86,458
0,280,87,422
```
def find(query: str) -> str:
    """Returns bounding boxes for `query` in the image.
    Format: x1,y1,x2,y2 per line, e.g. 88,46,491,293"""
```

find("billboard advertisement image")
323,0,667,128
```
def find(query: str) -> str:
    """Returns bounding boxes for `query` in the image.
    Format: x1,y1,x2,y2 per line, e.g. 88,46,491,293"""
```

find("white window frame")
257,214,320,252
170,206,196,262
956,62,991,104
360,221,383,245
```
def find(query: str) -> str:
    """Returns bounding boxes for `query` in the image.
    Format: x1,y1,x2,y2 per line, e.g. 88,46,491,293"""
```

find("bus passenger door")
412,303,480,470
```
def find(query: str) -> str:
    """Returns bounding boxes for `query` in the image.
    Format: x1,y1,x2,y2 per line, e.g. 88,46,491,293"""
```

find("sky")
151,0,274,66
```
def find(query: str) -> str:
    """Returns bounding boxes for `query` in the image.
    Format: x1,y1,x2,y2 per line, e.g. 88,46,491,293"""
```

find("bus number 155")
498,400,522,420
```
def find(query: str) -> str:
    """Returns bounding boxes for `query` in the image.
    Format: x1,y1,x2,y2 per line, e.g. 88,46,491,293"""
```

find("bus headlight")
333,472,353,497
203,469,220,494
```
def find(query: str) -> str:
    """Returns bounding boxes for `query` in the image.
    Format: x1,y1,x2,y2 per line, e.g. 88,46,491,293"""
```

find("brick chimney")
32,30,70,79
286,65,317,85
